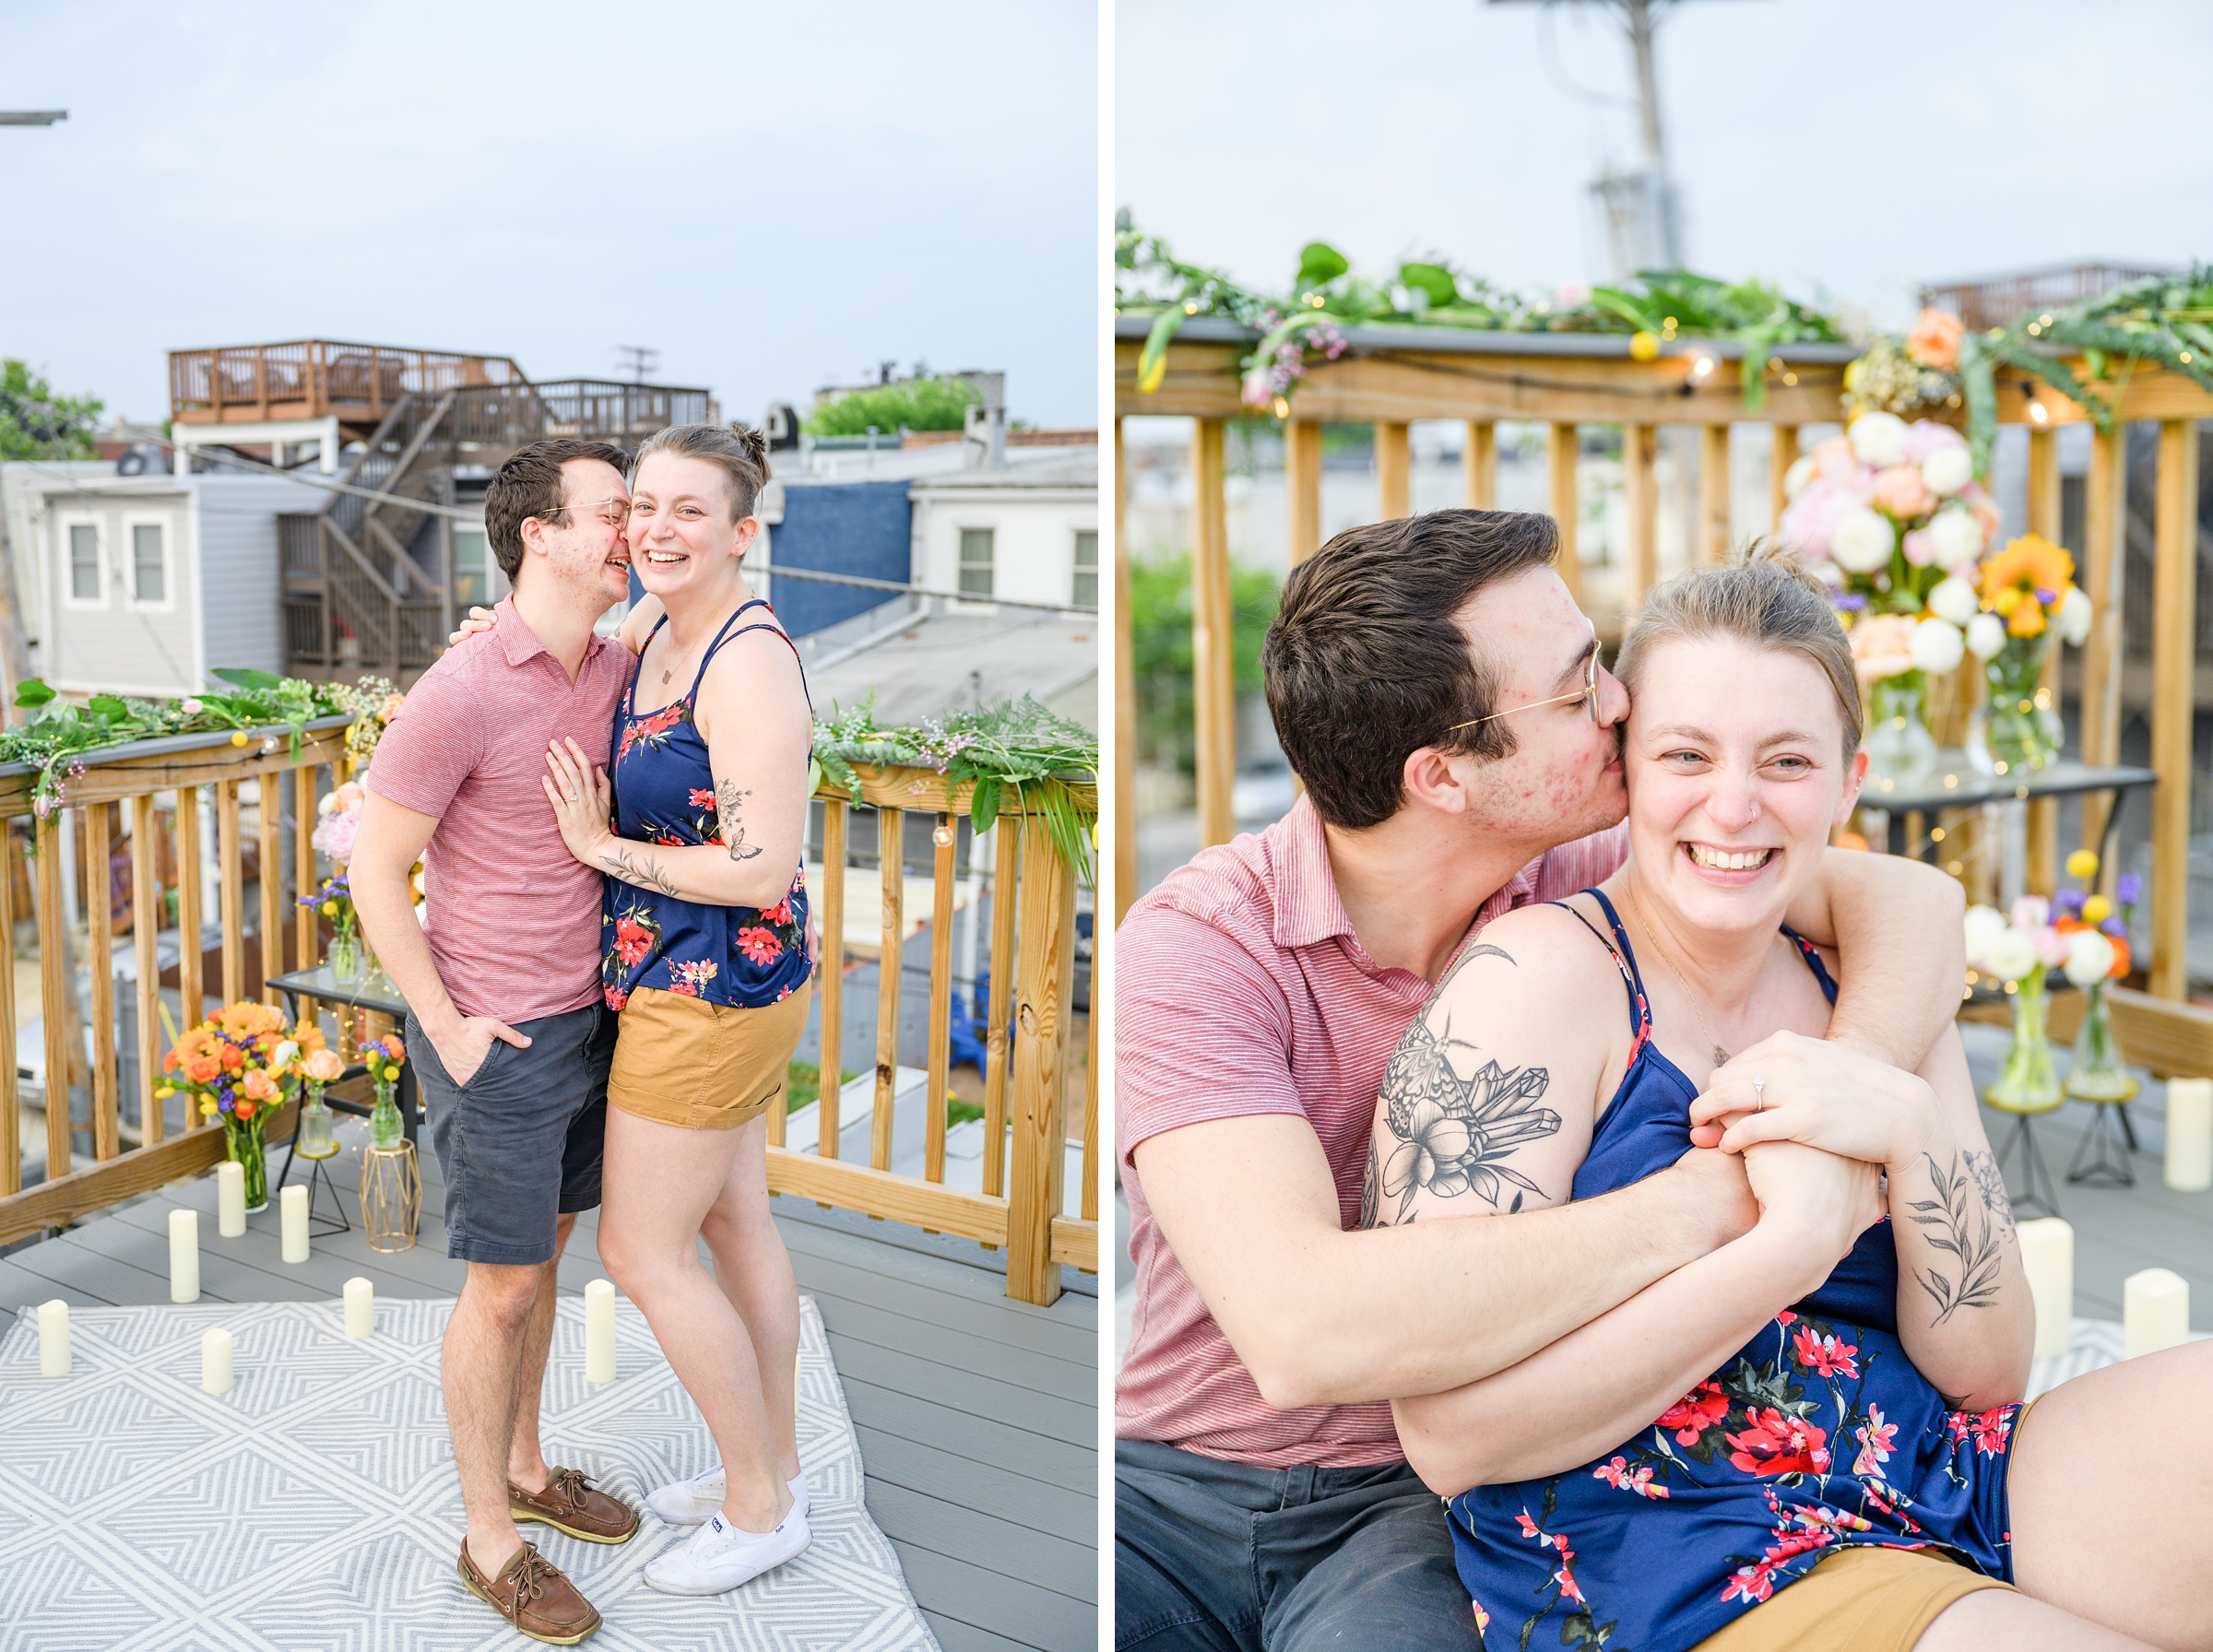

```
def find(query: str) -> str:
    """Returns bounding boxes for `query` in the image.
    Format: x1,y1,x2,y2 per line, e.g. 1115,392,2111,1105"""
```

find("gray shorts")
410,1003,616,1267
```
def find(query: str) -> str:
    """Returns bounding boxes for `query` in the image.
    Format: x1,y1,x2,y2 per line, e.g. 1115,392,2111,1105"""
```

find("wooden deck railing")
169,341,530,428
1113,318,2209,1016
0,733,1097,1307
783,766,1097,1307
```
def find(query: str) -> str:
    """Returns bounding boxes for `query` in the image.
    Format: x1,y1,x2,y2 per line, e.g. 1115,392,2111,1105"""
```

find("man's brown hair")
484,439,632,580
1261,509,1560,831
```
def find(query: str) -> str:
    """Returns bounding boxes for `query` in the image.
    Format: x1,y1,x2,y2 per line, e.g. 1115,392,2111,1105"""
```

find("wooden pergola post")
1625,423,1659,605
1286,419,1324,564
1376,422,1412,521
2149,418,2200,1000
2024,427,2063,895
1190,419,1237,848
1698,424,1732,566
2077,426,2129,872
1550,423,1580,605
1769,425,1800,533
1114,418,1137,925
1464,420,1498,510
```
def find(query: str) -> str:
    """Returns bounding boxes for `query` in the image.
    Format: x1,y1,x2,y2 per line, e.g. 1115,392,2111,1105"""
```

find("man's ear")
1401,744,1471,817
517,514,550,561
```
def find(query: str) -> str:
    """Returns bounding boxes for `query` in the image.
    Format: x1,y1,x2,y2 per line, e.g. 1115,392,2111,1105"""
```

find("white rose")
1920,445,1972,497
1809,560,1845,587
1984,928,2041,984
1966,612,2007,660
2056,585,2093,646
1783,455,1817,500
2063,929,2116,988
271,1040,300,1069
1830,508,1896,573
1927,574,1980,625
1963,904,2010,968
1925,507,1984,569
1848,411,1911,468
1909,617,1965,675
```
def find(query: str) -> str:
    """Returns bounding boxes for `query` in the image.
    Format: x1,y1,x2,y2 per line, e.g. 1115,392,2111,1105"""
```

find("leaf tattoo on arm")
1370,1003,1560,1224
600,844,683,898
1905,1151,2006,1322
716,780,763,862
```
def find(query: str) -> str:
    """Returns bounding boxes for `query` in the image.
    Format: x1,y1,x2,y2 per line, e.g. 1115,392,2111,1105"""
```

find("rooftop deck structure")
0,1114,1097,1652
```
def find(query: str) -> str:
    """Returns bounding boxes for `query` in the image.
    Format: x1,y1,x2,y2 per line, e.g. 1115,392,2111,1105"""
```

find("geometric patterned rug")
2026,1316,2210,1399
0,1294,940,1651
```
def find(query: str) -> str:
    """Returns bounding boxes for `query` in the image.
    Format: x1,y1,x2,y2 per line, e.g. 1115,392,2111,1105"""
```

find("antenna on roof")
615,344,659,384
0,111,66,125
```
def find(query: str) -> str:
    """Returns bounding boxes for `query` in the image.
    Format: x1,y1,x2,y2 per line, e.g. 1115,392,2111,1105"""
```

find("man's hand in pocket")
427,1015,532,1087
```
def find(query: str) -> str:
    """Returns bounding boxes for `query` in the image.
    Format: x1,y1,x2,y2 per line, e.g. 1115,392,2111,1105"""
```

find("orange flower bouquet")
156,1001,327,1212
1963,534,2093,776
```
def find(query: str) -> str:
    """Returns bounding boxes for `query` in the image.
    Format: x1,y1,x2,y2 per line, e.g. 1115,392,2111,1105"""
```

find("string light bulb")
1690,355,1716,380
2028,401,2050,424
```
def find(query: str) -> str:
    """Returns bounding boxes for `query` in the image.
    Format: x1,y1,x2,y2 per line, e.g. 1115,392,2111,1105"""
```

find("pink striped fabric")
1116,797,1628,1468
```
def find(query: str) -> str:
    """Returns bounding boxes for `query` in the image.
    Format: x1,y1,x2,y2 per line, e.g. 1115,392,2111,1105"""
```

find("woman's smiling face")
626,452,752,597
1624,632,1866,938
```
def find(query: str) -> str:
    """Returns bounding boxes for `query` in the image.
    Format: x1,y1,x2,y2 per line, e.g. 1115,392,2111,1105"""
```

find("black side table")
266,965,420,1200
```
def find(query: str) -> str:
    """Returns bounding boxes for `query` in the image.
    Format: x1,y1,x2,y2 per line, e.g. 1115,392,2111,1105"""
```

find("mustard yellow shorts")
1689,1544,2011,1652
607,982,812,1131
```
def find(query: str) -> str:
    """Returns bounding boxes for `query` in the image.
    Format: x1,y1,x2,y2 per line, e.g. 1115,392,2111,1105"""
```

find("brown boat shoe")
457,1539,601,1646
509,1466,641,1544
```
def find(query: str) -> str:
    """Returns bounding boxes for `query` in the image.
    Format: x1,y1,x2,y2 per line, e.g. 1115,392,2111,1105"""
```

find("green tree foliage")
802,375,982,437
1130,555,1281,774
0,360,102,460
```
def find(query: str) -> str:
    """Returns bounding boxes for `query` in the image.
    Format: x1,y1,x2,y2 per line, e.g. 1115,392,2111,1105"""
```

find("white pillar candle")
170,1209,200,1304
2015,1216,2075,1361
279,1185,309,1263
585,1278,616,1385
343,1277,373,1339
216,1162,246,1237
37,1300,69,1378
2124,1267,2190,1359
2164,1078,2213,1192
201,1328,234,1395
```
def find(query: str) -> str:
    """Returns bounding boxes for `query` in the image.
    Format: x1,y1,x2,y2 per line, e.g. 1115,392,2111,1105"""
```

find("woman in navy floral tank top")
1366,553,2213,1650
540,423,816,1598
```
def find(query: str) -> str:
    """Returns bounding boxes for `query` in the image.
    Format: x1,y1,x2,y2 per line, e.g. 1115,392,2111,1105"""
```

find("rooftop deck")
0,1117,1097,1652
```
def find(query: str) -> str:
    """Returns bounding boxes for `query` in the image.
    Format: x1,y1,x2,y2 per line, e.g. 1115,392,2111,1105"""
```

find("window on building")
452,527,491,612
133,524,165,604
1072,529,1097,609
69,525,100,601
958,527,994,598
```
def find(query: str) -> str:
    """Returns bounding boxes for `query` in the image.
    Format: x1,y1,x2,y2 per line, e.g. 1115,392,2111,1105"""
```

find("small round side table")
2064,1074,2143,1187
361,1140,421,1253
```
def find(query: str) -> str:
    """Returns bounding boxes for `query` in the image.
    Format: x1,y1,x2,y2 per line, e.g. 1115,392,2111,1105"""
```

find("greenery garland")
810,695,1099,887
2,669,349,820
1117,210,1847,416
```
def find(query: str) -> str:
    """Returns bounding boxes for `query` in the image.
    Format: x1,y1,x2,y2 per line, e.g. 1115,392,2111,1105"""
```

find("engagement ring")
1753,1078,1767,1111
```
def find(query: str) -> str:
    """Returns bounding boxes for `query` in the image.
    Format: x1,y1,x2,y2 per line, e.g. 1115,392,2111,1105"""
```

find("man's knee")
461,1264,543,1335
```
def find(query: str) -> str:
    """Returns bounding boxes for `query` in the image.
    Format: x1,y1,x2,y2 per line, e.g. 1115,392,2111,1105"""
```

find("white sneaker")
648,1467,807,1527
642,1506,811,1596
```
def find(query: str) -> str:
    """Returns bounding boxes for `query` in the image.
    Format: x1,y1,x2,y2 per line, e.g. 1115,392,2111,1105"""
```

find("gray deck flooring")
0,1118,1098,1652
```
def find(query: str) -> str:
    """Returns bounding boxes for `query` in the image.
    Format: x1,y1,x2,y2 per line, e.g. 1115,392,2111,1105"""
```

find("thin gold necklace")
1621,881,1765,1069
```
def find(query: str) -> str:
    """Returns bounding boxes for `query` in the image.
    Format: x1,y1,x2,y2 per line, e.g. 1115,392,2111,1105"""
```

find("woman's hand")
1739,1136,1887,1269
1688,1029,1940,1171
447,606,498,647
538,738,615,869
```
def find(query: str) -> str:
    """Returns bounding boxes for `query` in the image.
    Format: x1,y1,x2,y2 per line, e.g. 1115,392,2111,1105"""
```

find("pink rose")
1872,466,1935,521
1901,527,1936,567
1908,308,1963,371
1810,437,1862,484
304,1049,345,1082
1904,419,1967,462
1850,614,1919,680
313,809,360,863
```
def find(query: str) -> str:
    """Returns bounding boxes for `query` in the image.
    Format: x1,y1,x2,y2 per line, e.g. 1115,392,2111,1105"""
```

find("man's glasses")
538,497,632,529
1450,645,1602,731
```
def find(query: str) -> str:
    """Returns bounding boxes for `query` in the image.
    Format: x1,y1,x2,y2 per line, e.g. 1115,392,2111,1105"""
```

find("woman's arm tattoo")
1904,1151,2007,1322
1962,1148,2016,1243
1364,990,1561,1225
599,843,683,898
716,780,764,862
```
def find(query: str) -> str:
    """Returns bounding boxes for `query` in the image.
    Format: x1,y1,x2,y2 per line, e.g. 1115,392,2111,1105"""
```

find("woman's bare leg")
697,1115,802,1482
598,1106,788,1532
1915,1587,2160,1651
1968,1341,2213,1651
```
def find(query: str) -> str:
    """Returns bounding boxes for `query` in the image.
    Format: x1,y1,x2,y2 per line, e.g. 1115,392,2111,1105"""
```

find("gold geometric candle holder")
360,1139,421,1253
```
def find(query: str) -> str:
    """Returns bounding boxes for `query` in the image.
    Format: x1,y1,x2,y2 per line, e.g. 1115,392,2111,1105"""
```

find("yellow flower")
2008,599,2047,638
2082,894,2113,925
2066,849,2100,881
322,902,338,917
1629,331,1660,361
1981,534,2074,608
230,731,248,747
199,1101,218,1116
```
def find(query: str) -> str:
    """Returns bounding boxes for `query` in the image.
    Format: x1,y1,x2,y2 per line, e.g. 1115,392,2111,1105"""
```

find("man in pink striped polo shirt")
1115,511,1965,1651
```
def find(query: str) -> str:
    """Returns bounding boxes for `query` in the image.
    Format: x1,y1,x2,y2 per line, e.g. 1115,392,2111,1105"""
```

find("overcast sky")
1118,0,2209,331
3,0,1097,430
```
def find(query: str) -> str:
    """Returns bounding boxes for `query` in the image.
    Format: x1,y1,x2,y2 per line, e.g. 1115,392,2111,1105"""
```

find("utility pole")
0,109,70,716
615,344,658,384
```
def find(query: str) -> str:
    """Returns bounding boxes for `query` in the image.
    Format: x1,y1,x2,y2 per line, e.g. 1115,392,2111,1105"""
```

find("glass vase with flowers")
156,1001,326,1212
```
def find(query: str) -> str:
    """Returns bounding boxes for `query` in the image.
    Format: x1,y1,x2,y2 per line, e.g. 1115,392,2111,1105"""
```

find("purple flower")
1833,592,1869,612
2053,890,2084,916
2115,873,2142,905
2101,917,2127,938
